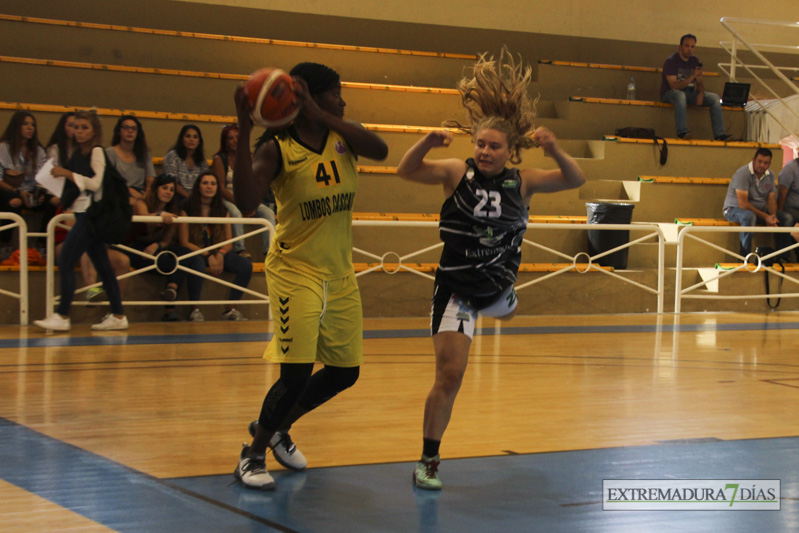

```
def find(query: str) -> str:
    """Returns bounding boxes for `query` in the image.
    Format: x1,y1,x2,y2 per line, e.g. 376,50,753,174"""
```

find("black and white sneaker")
234,444,275,490
248,420,308,471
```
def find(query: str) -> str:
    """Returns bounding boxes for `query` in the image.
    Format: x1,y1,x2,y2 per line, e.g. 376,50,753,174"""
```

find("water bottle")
626,77,636,100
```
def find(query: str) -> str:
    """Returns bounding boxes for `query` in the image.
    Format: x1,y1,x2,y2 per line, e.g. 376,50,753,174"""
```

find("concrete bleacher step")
0,102,595,176
577,137,783,181
557,97,747,140
537,60,723,102
355,166,586,216
535,60,792,102
638,175,730,185
0,14,476,88
0,56,465,126
578,177,736,223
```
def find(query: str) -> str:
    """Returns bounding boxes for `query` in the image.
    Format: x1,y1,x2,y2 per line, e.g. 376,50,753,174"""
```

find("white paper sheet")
34,158,64,198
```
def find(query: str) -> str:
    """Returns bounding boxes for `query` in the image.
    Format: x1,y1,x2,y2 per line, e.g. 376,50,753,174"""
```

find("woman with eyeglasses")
106,115,156,204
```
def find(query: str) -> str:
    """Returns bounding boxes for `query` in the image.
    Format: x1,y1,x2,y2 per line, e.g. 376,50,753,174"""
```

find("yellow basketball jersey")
266,129,359,280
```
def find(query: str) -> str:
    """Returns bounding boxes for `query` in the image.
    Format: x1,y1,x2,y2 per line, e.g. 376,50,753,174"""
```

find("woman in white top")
34,110,128,332
0,111,47,252
47,112,131,303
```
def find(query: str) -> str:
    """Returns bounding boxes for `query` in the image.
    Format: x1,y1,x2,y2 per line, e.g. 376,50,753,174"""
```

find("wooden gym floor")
1,312,799,532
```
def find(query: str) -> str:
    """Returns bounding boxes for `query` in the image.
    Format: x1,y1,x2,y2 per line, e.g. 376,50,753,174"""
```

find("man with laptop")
661,33,732,141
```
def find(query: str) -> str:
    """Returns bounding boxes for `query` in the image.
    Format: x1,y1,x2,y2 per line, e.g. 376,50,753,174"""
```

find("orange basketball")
245,67,300,128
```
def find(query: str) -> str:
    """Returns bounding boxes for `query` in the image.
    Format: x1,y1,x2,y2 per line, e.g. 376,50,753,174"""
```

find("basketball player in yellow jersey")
231,62,388,491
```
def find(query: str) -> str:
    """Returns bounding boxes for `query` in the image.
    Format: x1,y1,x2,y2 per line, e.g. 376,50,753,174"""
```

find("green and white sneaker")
413,454,442,490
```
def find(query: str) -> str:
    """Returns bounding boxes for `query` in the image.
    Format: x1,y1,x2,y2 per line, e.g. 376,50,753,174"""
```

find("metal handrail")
0,213,28,324
719,17,799,144
675,225,799,312
43,213,274,314
352,220,667,314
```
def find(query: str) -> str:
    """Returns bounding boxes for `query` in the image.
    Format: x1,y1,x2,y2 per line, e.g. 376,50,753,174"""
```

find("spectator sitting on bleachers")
130,174,191,322
0,111,48,258
106,115,156,204
722,148,793,257
178,171,252,322
212,123,275,260
660,33,730,141
778,153,799,223
163,124,209,200
45,112,76,170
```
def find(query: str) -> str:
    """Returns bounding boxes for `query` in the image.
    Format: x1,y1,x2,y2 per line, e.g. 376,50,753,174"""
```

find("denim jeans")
223,199,275,255
57,213,124,316
185,251,253,301
723,206,793,256
661,88,725,138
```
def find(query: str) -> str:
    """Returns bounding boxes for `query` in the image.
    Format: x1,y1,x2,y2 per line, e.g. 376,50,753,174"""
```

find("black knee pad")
297,365,360,411
258,363,313,431
326,365,360,391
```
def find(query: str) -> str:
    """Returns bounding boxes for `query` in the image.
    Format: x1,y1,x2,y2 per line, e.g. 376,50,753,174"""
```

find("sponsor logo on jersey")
287,156,308,166
502,179,516,188
299,192,356,221
335,141,347,155
476,225,506,247
465,242,515,258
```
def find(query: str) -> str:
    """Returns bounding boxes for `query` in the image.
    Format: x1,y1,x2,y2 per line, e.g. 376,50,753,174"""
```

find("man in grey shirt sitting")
722,148,792,258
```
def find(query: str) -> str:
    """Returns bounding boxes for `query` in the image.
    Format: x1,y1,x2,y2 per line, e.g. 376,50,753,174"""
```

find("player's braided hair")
290,62,340,96
444,47,538,165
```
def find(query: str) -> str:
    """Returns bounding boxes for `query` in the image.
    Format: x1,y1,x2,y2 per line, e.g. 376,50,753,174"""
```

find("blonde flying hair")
444,47,538,165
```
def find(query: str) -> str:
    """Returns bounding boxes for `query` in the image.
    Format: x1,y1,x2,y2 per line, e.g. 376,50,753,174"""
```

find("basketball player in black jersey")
397,49,586,490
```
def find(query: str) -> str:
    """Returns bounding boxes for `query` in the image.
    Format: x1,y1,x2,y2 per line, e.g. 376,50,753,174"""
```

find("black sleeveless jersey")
436,158,529,297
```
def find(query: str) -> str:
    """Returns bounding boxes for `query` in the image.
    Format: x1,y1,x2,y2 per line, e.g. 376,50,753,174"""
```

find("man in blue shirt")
661,34,730,141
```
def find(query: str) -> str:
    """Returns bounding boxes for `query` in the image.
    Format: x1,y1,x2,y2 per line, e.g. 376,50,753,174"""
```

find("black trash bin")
586,202,635,269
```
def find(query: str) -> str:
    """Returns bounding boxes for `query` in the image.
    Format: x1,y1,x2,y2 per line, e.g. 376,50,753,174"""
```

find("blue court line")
0,417,291,533
3,320,799,349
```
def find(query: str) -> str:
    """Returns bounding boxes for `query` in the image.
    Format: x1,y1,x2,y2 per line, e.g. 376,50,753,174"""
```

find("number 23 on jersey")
473,189,502,218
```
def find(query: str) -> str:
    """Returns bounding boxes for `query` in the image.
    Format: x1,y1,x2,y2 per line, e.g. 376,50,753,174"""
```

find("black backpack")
614,127,668,166
86,150,132,244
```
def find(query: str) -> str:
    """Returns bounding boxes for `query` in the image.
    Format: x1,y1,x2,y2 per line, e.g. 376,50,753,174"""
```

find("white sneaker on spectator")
222,308,247,321
189,309,205,322
91,314,129,331
34,313,71,331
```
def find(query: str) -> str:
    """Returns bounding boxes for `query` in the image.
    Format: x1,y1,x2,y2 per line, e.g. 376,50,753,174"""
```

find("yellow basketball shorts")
264,266,363,367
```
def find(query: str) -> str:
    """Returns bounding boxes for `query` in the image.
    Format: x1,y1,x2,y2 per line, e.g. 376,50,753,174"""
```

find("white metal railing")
352,221,667,313
0,213,28,324
43,213,274,314
10,216,799,321
675,225,799,312
719,17,799,144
